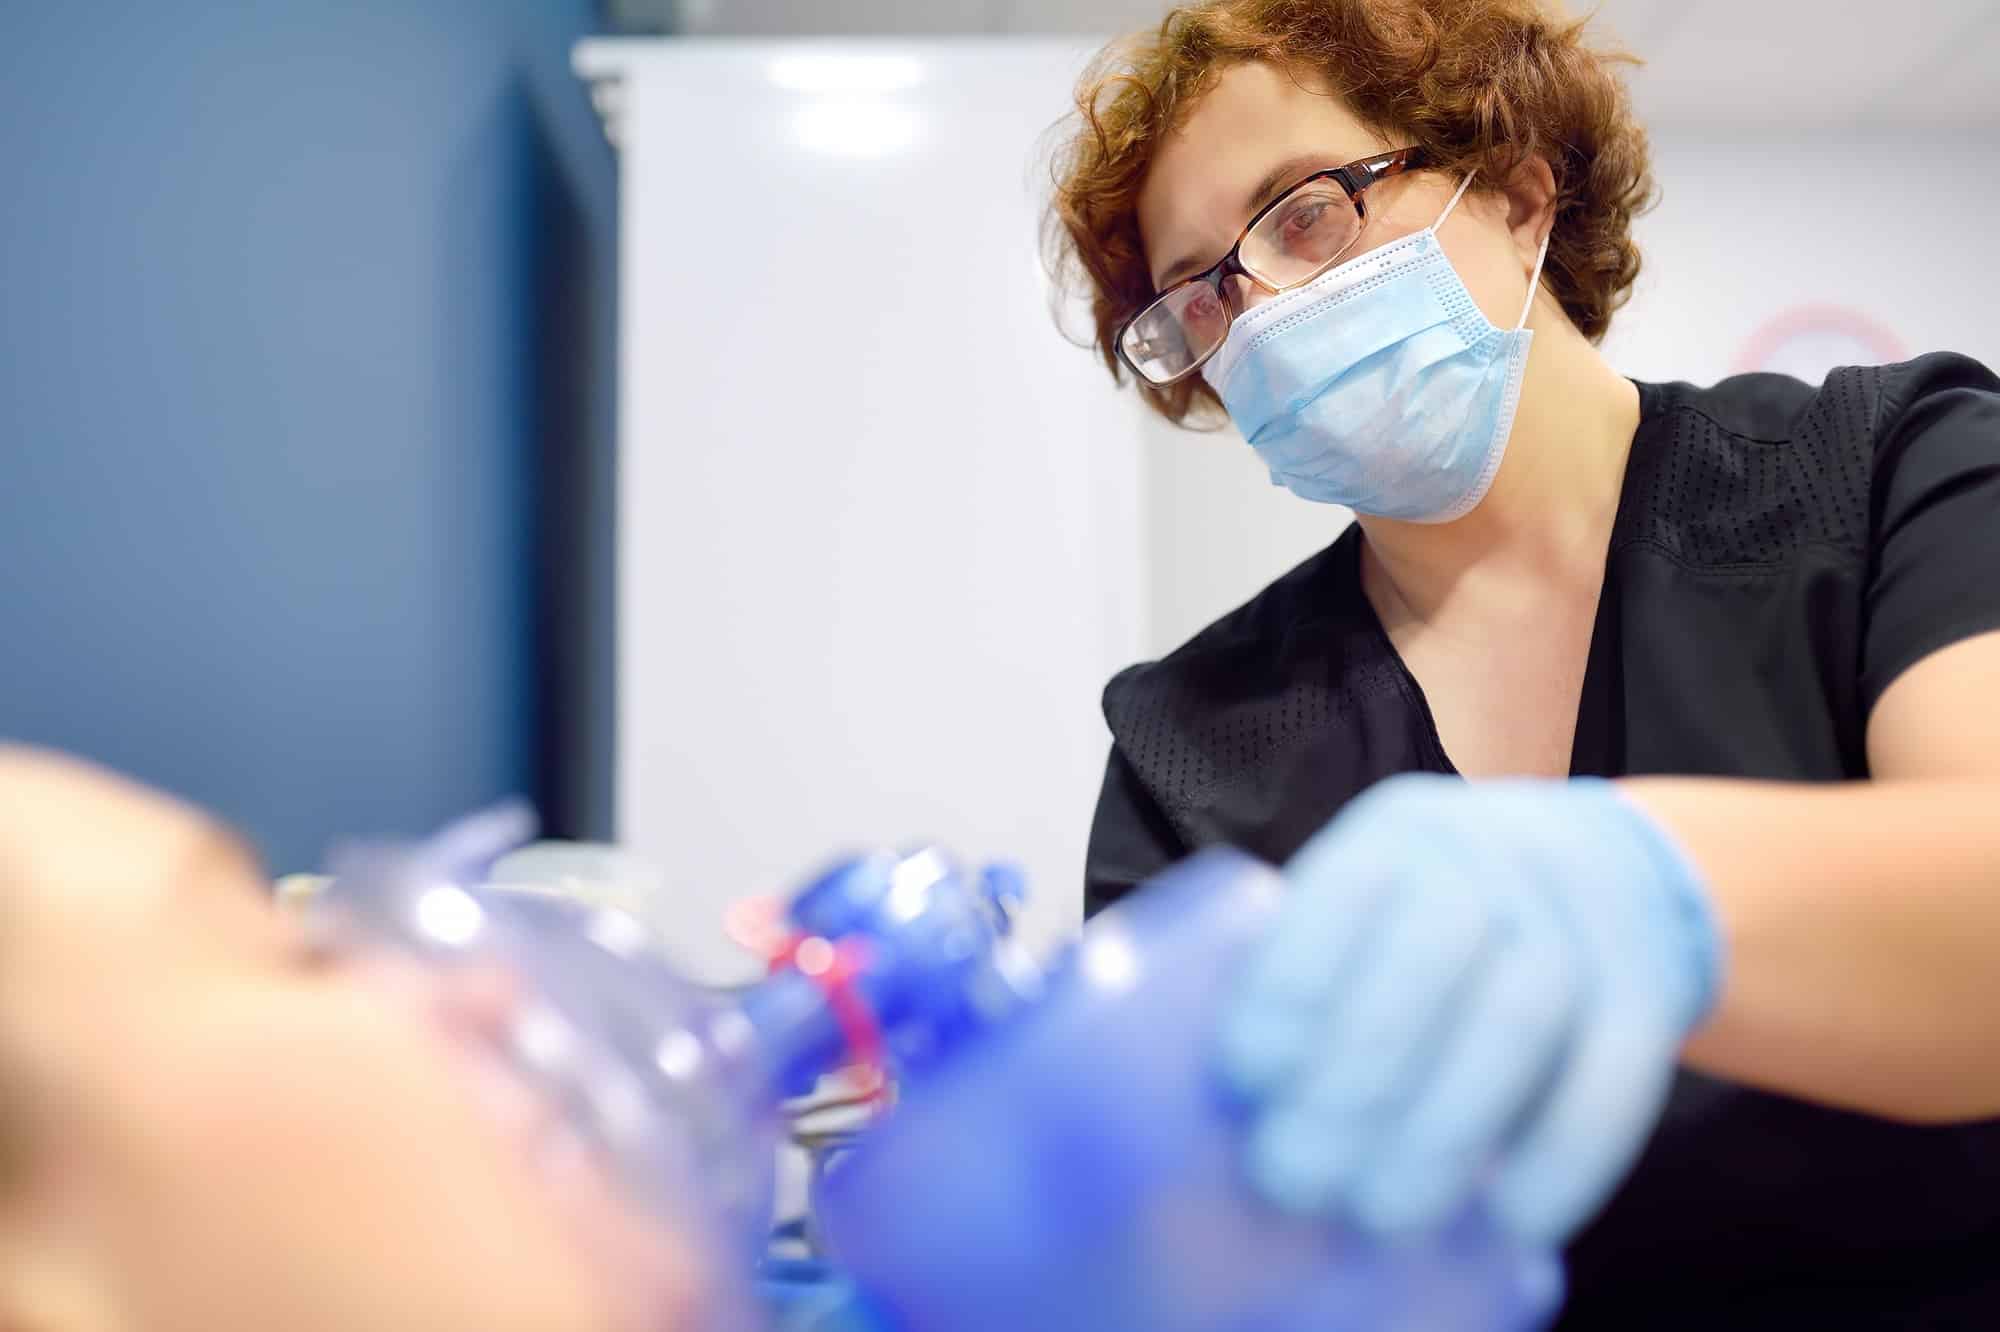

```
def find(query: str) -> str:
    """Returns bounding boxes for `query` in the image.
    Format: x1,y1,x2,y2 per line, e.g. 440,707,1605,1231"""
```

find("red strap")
726,895,888,1103
769,931,887,1102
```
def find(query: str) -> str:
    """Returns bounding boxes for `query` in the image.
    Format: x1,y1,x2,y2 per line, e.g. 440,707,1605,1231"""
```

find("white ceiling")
1597,0,2000,129
672,0,2000,128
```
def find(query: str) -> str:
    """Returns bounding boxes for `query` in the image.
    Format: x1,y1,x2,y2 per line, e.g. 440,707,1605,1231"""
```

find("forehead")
1134,61,1391,290
0,749,257,952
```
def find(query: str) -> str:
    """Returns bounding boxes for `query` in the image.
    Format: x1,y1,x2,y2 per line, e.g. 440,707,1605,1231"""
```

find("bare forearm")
1620,777,2000,1123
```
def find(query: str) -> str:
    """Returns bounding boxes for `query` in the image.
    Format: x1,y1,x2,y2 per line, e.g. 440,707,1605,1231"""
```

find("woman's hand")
1216,773,1724,1248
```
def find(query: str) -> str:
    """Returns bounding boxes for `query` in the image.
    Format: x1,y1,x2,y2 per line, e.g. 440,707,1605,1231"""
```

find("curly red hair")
1044,0,1656,424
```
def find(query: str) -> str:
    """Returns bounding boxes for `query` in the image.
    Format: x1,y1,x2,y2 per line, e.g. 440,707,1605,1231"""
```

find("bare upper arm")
1866,630,2000,781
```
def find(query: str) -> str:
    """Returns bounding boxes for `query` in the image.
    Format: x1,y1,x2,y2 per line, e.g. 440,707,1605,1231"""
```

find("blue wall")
0,2,616,869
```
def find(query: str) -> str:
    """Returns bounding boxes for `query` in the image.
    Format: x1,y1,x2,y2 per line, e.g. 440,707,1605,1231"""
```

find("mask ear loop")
1516,224,1553,331
1434,171,1554,332
1433,170,1478,229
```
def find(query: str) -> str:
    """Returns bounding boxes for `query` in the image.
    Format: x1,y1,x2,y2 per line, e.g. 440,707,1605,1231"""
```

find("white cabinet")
575,38,1148,980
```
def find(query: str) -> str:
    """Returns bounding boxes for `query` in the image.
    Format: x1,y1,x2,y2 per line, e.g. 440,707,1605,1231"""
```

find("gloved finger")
1216,834,1404,1098
1244,870,1496,1215
1345,903,1579,1236
1486,999,1682,1249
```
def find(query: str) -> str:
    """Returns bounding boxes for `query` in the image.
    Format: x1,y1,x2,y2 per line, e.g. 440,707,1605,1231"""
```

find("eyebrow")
1152,152,1337,291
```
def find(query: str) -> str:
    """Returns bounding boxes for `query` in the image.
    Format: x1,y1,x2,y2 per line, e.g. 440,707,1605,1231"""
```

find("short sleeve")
1083,745,1185,918
1861,353,2000,715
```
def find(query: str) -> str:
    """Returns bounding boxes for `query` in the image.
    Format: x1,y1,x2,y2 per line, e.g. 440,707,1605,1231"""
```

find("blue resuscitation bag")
780,848,1562,1332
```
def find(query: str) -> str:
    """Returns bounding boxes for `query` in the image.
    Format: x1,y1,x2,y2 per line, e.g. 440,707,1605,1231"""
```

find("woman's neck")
1355,319,1640,627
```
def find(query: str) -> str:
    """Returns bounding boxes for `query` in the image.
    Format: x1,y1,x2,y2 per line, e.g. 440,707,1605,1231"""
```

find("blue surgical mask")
1202,175,1550,522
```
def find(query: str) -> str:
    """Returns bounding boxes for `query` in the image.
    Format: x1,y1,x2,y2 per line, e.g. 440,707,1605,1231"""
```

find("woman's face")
0,750,706,1332
1135,61,1539,345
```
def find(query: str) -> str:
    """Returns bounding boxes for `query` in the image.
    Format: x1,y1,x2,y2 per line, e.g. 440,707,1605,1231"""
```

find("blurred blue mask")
1203,175,1550,522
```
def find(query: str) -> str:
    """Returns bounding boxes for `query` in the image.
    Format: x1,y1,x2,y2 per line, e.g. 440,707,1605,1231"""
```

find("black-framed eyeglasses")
1116,147,1430,387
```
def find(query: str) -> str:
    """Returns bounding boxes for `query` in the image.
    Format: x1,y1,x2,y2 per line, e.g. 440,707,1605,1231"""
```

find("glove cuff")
1577,778,1728,1032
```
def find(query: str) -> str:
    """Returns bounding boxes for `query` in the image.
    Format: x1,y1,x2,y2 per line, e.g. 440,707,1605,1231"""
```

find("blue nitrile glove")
1216,773,1724,1249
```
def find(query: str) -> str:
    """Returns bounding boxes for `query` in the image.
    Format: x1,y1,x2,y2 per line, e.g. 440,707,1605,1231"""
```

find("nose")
432,961,527,1045
1227,272,1280,317
339,940,523,1050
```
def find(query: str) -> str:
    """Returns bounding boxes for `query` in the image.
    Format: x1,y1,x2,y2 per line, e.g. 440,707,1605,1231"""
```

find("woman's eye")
1181,290,1228,336
1284,203,1328,238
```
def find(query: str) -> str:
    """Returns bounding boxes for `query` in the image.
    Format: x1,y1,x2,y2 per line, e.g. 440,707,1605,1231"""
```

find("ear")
1499,154,1558,271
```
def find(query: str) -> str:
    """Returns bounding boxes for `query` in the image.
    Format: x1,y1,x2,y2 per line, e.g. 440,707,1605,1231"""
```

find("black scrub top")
1084,353,2000,1327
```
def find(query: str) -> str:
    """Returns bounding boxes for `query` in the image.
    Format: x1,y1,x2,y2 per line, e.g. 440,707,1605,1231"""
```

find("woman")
1049,0,2000,1325
0,747,708,1332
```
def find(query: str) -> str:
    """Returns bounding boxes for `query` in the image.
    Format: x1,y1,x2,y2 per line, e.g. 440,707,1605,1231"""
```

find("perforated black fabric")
1103,664,1327,818
1101,605,1407,830
1610,365,1880,568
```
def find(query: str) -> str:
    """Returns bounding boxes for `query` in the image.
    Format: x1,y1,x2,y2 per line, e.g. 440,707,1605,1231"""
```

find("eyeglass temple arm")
1333,146,1430,195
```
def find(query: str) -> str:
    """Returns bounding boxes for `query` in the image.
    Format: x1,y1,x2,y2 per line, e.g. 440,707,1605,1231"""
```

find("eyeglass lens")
1120,176,1364,385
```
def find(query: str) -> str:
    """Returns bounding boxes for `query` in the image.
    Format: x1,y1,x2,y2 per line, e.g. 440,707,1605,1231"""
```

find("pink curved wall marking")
1732,304,1909,376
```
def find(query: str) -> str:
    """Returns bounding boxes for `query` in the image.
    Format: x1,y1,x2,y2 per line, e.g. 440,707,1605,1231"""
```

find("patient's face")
0,749,705,1332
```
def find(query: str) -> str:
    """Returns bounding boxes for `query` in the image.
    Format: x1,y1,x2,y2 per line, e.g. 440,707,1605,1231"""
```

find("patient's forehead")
0,748,261,958
0,747,202,854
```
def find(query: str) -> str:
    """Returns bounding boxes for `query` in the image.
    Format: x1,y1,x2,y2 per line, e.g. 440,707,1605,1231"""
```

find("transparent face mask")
312,806,766,1224
306,805,1025,1331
